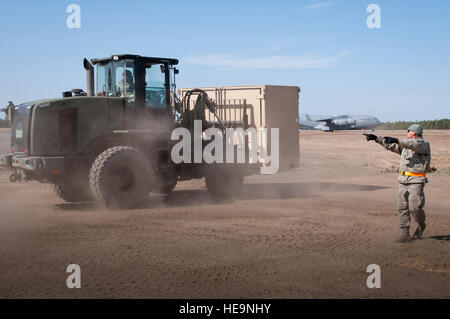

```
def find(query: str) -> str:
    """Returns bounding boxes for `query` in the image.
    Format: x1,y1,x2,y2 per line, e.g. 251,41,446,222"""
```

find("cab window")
97,64,112,96
115,60,135,103
145,64,166,108
97,60,135,104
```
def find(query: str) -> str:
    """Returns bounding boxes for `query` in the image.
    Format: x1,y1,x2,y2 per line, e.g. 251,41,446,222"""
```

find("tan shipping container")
178,85,300,171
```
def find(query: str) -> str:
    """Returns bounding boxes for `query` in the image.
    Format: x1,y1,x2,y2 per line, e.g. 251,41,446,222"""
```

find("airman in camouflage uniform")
365,124,431,242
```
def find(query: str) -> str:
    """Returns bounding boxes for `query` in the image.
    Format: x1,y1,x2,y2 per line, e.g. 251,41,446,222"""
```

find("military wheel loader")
0,55,256,208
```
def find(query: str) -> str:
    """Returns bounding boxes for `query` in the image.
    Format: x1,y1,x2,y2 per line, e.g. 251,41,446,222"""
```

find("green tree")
378,119,450,130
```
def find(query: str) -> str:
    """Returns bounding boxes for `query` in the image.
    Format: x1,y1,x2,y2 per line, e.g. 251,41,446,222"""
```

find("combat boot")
396,227,413,243
413,223,426,240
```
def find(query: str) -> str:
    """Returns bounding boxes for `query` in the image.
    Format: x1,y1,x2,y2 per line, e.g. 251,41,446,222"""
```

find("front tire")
89,146,151,209
52,183,93,203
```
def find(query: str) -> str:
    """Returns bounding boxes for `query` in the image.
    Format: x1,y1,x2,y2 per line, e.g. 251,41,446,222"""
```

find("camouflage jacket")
376,136,431,184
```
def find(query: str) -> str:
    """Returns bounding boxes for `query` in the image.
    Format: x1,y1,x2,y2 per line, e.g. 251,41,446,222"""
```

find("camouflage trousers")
397,183,426,229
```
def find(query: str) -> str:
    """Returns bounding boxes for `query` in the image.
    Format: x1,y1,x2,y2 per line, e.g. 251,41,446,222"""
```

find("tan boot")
413,223,426,240
396,228,413,243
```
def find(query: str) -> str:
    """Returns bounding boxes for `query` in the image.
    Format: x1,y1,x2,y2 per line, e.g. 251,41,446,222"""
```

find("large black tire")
89,146,151,209
52,183,93,203
205,166,244,199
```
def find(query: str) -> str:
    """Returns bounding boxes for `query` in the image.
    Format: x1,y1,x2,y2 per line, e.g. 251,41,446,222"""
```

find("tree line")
378,119,450,130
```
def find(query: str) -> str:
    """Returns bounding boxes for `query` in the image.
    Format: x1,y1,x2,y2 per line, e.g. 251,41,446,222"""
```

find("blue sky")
0,0,449,121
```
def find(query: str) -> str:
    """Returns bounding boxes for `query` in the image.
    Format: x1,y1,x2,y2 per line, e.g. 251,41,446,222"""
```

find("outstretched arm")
363,133,402,155
375,136,402,155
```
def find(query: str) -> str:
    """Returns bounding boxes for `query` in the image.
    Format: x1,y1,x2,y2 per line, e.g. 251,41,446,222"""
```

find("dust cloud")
1,130,449,298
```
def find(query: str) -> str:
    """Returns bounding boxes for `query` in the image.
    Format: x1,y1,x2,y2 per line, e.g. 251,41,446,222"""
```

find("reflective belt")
401,171,426,177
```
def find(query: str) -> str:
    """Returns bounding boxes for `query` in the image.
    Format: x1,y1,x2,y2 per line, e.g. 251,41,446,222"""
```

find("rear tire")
205,166,244,199
152,169,178,195
152,181,177,195
89,146,151,209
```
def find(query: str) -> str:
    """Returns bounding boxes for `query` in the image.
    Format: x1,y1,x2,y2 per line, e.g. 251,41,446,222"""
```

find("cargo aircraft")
299,114,381,131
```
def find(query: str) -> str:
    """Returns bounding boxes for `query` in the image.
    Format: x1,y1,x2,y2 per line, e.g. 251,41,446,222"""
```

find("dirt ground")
0,129,449,298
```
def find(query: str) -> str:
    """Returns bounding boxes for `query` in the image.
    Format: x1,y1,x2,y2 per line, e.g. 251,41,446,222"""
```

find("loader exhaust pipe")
83,58,95,96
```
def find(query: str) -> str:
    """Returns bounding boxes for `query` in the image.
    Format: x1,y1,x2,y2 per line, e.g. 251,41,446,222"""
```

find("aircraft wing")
315,115,349,122
300,114,351,131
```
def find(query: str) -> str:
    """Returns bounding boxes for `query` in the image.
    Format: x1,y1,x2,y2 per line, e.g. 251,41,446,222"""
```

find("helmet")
407,124,423,137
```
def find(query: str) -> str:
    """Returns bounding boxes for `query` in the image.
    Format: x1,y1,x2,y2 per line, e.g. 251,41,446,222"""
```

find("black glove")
363,133,377,141
383,136,399,144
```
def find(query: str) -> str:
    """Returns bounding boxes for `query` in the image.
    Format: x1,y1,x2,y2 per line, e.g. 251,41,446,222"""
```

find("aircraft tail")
305,114,312,121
